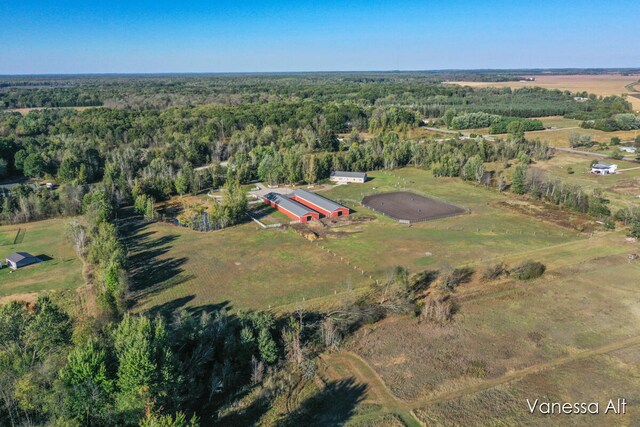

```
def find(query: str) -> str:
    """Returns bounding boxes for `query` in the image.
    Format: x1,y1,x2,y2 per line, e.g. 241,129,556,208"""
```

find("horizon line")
2,67,640,78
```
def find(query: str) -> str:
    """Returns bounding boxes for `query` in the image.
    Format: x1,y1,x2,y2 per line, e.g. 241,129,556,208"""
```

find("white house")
619,146,637,153
591,162,618,175
330,171,367,184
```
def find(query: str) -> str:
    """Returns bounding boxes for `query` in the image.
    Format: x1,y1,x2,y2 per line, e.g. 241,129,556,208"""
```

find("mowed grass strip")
0,218,84,297
127,217,372,314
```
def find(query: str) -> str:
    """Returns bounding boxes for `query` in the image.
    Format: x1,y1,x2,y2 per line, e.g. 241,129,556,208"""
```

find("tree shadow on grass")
146,298,233,320
122,212,192,307
212,377,365,427
285,378,367,426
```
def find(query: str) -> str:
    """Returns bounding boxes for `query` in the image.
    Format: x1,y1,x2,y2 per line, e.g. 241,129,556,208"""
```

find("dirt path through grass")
323,334,640,423
321,352,423,426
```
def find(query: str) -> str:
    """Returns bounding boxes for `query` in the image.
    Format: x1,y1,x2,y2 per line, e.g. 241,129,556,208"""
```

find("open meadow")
317,168,587,276
322,229,640,426
0,218,84,301
123,212,374,315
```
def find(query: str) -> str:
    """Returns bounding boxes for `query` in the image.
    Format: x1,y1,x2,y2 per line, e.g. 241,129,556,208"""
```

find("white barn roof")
330,171,367,179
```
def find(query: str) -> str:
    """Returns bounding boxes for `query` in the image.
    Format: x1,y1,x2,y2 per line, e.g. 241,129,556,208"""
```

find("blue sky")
1,0,638,74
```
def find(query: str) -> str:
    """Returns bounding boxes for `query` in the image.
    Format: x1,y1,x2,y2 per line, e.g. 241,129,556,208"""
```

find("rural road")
322,334,640,422
553,147,638,162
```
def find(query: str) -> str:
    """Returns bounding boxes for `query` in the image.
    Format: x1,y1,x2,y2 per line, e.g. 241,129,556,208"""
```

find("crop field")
448,74,640,111
0,218,84,300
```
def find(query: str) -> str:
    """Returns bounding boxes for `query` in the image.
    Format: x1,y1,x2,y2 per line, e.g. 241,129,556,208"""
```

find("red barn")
263,192,320,223
290,189,349,218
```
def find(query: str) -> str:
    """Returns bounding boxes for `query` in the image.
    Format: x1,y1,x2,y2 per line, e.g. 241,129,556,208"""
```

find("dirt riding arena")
361,191,466,223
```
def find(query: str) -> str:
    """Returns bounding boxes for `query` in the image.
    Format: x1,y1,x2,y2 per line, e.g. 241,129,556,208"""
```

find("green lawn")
0,218,84,298
316,168,585,276
124,214,372,315
0,229,18,246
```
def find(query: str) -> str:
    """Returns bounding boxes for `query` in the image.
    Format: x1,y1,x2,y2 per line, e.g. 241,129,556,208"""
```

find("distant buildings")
330,171,367,184
591,162,618,175
619,146,637,153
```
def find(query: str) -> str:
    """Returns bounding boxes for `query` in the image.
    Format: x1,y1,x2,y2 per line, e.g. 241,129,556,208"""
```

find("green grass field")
0,229,18,246
0,218,84,299
129,167,596,316
124,214,373,315
317,168,585,275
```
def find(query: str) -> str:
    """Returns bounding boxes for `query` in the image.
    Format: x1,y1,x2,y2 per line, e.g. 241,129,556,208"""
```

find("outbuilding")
263,192,320,223
330,171,367,184
290,189,349,218
6,252,41,270
591,162,618,175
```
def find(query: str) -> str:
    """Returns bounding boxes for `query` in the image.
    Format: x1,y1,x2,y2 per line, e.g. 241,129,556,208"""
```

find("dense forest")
1,73,639,426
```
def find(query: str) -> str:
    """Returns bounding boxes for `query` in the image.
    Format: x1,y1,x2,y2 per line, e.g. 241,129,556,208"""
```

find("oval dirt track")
362,191,466,222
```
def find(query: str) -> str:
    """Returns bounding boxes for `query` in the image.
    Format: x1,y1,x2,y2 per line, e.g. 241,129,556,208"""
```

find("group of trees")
510,165,613,221
581,113,640,132
0,264,438,426
444,110,544,134
0,296,290,426
0,74,632,225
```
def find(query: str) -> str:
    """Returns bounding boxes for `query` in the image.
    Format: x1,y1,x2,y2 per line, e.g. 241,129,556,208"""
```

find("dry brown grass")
345,232,640,406
7,106,98,115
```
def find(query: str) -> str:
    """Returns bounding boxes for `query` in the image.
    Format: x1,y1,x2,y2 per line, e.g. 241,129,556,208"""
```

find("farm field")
321,229,640,425
524,127,640,147
0,218,84,300
448,74,640,111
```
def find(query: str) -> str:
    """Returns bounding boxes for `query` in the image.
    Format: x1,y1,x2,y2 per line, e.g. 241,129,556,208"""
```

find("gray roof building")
263,192,319,218
291,189,346,213
593,162,615,168
330,171,367,180
6,252,41,269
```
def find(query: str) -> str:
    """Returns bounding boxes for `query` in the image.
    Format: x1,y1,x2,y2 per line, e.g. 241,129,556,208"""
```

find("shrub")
420,295,456,323
482,263,508,281
511,261,546,280
441,267,474,291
